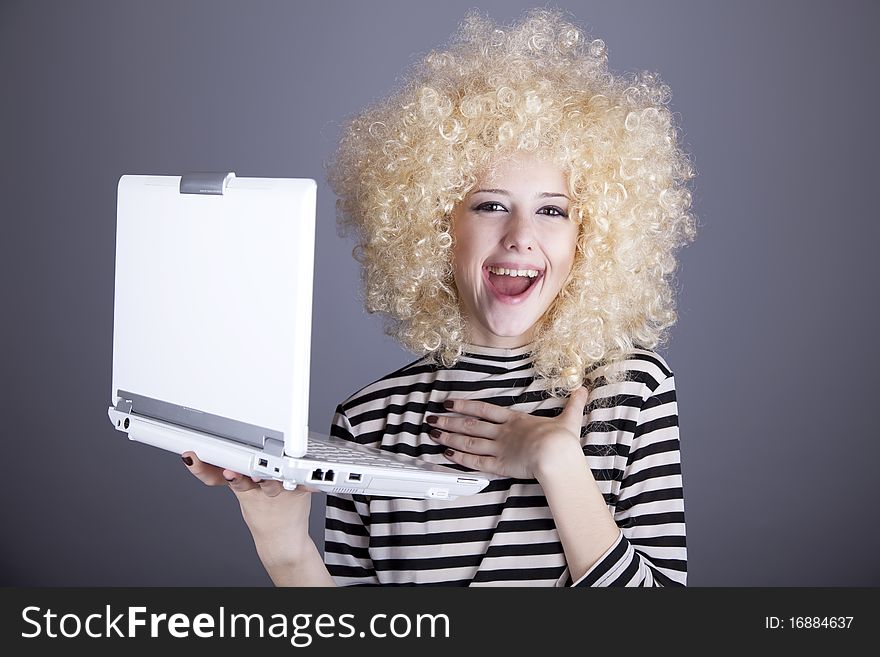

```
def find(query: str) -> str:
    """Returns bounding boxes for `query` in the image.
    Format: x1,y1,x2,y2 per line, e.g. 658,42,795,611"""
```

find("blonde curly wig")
329,9,696,395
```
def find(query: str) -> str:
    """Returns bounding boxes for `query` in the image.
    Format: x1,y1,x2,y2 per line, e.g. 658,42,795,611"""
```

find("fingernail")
224,474,236,482
444,449,454,456
181,456,193,466
429,428,441,439
426,415,438,424
443,400,453,410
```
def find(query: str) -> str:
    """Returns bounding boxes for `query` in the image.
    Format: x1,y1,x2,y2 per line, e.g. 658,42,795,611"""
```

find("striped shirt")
324,343,687,586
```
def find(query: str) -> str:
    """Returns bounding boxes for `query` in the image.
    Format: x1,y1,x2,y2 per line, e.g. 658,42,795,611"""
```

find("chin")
486,321,538,341
487,307,543,334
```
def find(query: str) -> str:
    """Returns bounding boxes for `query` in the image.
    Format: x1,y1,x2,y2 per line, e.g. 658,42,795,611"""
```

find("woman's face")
451,152,579,348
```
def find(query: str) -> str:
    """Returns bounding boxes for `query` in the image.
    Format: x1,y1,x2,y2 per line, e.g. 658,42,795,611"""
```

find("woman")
184,9,695,587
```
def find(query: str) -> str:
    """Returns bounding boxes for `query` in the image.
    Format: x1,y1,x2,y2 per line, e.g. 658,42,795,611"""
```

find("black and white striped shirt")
324,343,687,586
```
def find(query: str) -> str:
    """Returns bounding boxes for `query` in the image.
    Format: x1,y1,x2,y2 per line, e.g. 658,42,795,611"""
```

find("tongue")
489,273,534,296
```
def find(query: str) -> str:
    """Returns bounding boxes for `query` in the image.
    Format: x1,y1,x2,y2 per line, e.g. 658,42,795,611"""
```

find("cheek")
452,230,485,274
450,244,471,290
562,227,579,268
542,238,578,295
563,242,577,273
452,258,481,295
548,231,578,272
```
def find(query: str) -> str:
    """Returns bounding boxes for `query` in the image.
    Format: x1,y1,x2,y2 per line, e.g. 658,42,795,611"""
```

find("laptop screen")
111,175,316,457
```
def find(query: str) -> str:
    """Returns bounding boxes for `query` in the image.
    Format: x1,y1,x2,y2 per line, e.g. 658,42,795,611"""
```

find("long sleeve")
572,372,687,586
323,405,380,586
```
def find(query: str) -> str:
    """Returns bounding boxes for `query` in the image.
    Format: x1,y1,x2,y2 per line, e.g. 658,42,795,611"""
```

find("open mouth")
484,265,543,301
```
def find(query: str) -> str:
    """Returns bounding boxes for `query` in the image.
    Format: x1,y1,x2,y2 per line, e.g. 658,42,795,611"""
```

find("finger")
558,387,589,437
431,429,496,456
443,448,493,472
248,477,319,498
426,413,498,439
182,451,229,487
442,398,510,423
224,470,261,494
559,386,589,420
255,478,285,498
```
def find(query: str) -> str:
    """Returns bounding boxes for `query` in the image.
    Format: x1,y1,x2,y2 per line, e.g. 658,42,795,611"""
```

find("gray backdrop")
2,0,877,586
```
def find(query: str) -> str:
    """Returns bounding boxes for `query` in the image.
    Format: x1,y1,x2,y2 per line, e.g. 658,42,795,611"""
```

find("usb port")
258,458,268,467
347,473,362,482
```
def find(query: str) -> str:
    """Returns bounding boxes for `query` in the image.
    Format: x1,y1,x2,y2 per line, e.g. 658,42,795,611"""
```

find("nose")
503,210,535,251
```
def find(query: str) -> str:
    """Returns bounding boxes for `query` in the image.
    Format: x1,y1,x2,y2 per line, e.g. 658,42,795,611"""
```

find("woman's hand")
426,387,589,481
182,452,316,574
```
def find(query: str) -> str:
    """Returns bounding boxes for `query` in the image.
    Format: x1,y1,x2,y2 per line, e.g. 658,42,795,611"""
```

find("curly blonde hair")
329,8,696,395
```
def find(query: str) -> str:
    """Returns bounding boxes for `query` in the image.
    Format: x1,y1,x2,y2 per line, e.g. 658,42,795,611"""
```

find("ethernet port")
324,470,335,482
310,468,324,481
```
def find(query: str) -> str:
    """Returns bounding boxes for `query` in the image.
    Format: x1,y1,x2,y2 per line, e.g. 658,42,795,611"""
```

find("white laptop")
107,172,488,500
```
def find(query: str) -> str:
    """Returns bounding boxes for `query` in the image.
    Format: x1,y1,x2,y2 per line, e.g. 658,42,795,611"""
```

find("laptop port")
310,468,324,481
347,473,362,483
258,458,268,467
324,470,335,482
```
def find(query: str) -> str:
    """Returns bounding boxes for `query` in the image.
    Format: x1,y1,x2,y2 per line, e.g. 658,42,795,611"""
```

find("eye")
473,201,507,213
537,205,569,218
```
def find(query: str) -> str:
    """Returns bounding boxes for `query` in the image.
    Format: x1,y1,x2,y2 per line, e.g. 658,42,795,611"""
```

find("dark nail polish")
426,415,438,424
443,400,453,409
429,428,441,439
445,449,454,456
181,456,193,466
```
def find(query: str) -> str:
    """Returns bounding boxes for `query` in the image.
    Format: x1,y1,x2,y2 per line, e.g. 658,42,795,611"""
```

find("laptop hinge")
262,438,284,458
179,171,236,195
115,397,133,414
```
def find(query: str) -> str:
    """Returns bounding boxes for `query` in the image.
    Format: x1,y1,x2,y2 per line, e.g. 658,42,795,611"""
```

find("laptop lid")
111,173,315,459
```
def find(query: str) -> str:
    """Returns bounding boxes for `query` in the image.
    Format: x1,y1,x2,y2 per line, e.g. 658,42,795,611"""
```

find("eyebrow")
472,188,570,200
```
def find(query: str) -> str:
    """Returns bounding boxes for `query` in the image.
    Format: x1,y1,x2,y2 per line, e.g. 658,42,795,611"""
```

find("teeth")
487,266,540,278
